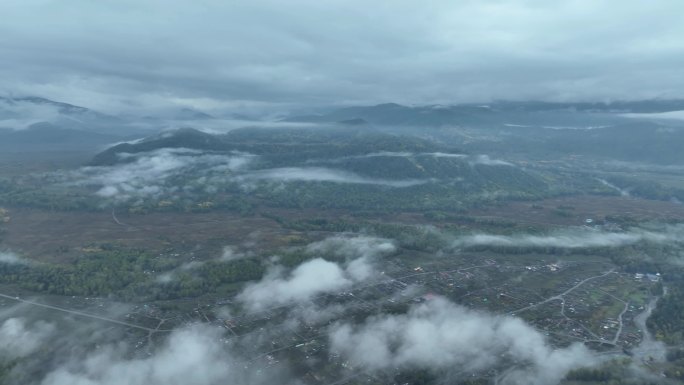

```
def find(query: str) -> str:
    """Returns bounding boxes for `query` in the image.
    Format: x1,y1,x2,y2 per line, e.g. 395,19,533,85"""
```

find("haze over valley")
2,1,684,385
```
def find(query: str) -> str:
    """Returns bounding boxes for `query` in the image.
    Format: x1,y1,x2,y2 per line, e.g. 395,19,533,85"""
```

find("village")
92,250,660,384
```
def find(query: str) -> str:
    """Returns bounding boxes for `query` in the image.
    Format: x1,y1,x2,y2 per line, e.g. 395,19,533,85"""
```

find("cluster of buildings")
634,272,660,282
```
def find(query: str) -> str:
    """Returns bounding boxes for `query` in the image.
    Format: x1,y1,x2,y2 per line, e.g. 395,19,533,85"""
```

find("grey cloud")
0,317,55,359
155,246,250,283
329,297,594,385
238,258,353,312
309,151,469,166
452,225,684,249
290,302,349,326
154,119,323,135
178,261,204,271
339,152,467,160
428,152,469,158
220,246,249,262
0,250,29,265
39,324,284,385
66,149,426,204
596,178,631,197
101,137,145,149
114,117,318,135
306,235,396,281
314,152,512,171
0,98,63,130
345,257,377,283
70,148,255,201
238,235,394,312
239,167,427,187
305,235,396,260
624,110,684,121
2,1,683,114
469,155,514,167
155,272,175,284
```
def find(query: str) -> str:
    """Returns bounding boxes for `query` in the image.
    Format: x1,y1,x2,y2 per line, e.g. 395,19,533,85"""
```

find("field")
467,195,684,226
1,207,289,263
1,130,684,385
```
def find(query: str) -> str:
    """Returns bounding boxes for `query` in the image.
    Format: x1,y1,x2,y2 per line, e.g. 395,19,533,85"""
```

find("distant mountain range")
0,123,123,153
283,100,684,127
4,95,684,158
0,96,225,152
0,96,122,129
1,96,99,115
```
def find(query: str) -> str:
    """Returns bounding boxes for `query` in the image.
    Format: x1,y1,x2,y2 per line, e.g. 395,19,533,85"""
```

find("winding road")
511,269,615,314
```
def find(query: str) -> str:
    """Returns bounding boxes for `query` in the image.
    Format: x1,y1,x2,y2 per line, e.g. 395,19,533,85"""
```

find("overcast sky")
1,0,683,114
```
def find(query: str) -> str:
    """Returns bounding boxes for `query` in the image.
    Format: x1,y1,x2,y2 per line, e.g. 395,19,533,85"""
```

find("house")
646,274,660,282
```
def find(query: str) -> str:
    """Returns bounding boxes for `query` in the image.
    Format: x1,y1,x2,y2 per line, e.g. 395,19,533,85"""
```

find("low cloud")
39,324,283,385
306,235,395,259
72,148,255,201
156,118,321,135
220,246,249,262
339,151,467,160
310,152,471,166
238,236,396,313
235,235,396,325
329,297,593,385
469,154,514,167
623,110,684,121
290,302,350,326
0,98,63,130
155,272,174,284
452,225,684,249
73,150,516,202
306,235,396,281
239,236,394,312
0,305,269,385
239,167,427,187
596,178,631,197
428,152,469,158
0,250,28,265
99,137,145,150
155,246,251,283
67,148,428,204
0,317,55,359
238,258,353,312
324,151,511,167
